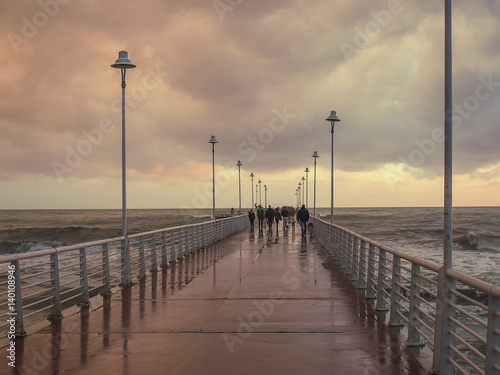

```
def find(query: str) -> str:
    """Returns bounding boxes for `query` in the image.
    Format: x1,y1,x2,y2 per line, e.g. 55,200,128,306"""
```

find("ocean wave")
0,240,62,254
454,231,500,252
191,215,211,219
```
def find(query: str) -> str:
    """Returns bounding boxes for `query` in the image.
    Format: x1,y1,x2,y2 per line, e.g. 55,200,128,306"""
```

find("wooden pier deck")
4,227,427,374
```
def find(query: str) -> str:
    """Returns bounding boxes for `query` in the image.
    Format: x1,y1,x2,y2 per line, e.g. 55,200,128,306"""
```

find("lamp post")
264,185,268,207
298,182,302,206
304,168,310,209
325,110,341,224
208,136,219,221
295,189,299,207
433,3,455,374
236,161,242,214
258,180,262,205
111,50,136,238
250,172,255,209
301,177,305,207
312,151,319,217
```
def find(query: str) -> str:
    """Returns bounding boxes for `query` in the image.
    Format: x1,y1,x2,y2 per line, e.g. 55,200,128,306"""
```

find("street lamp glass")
208,135,219,144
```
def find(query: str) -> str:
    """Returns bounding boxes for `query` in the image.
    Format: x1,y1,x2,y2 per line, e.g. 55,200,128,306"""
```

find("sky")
0,0,499,209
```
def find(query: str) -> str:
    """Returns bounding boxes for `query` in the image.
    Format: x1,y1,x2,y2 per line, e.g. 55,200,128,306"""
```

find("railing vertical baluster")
79,246,90,307
432,270,456,374
196,225,200,249
358,240,367,294
366,244,376,300
352,237,359,282
49,251,62,321
407,263,423,347
347,233,354,276
161,231,168,268
11,259,26,337
138,236,146,279
101,242,112,296
190,226,195,254
121,236,132,287
376,250,388,312
179,228,184,258
151,233,158,273
170,230,176,263
341,231,348,269
485,292,500,374
389,255,403,327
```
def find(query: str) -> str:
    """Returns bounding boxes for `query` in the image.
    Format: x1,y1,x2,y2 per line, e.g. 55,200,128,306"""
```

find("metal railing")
312,216,500,375
0,215,249,339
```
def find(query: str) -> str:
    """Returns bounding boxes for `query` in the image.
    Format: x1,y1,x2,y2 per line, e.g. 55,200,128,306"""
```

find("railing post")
376,249,388,312
432,269,456,374
366,244,376,300
79,246,90,307
138,236,146,279
170,230,177,263
485,290,500,374
49,251,62,321
389,255,403,327
195,226,200,252
190,226,195,254
101,242,112,296
11,259,26,337
121,236,132,287
341,231,348,269
347,233,354,276
351,236,359,281
161,231,168,268
178,228,184,258
407,263,424,347
358,239,367,293
151,233,158,273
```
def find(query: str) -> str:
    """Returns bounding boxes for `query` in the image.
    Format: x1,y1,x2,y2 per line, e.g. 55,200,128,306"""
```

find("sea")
0,206,499,286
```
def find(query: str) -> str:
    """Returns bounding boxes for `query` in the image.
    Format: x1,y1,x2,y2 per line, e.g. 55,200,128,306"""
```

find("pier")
2,215,500,374
2,225,426,374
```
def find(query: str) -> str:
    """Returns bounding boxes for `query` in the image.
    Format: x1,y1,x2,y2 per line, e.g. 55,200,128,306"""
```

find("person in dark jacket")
296,204,310,236
274,207,282,228
265,205,274,230
281,206,290,230
248,209,256,228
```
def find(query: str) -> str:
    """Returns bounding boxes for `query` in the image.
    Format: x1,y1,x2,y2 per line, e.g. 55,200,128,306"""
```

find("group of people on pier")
248,204,310,236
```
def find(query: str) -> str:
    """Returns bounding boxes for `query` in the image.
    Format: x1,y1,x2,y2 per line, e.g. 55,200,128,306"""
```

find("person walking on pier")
248,209,255,229
274,207,282,229
296,204,310,236
281,206,290,230
256,205,265,232
265,205,274,231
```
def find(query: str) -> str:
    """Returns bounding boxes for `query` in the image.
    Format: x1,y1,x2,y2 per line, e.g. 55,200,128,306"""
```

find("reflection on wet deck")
4,228,427,374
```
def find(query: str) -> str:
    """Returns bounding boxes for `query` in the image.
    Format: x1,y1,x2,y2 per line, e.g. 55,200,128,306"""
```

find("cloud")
0,0,499,208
